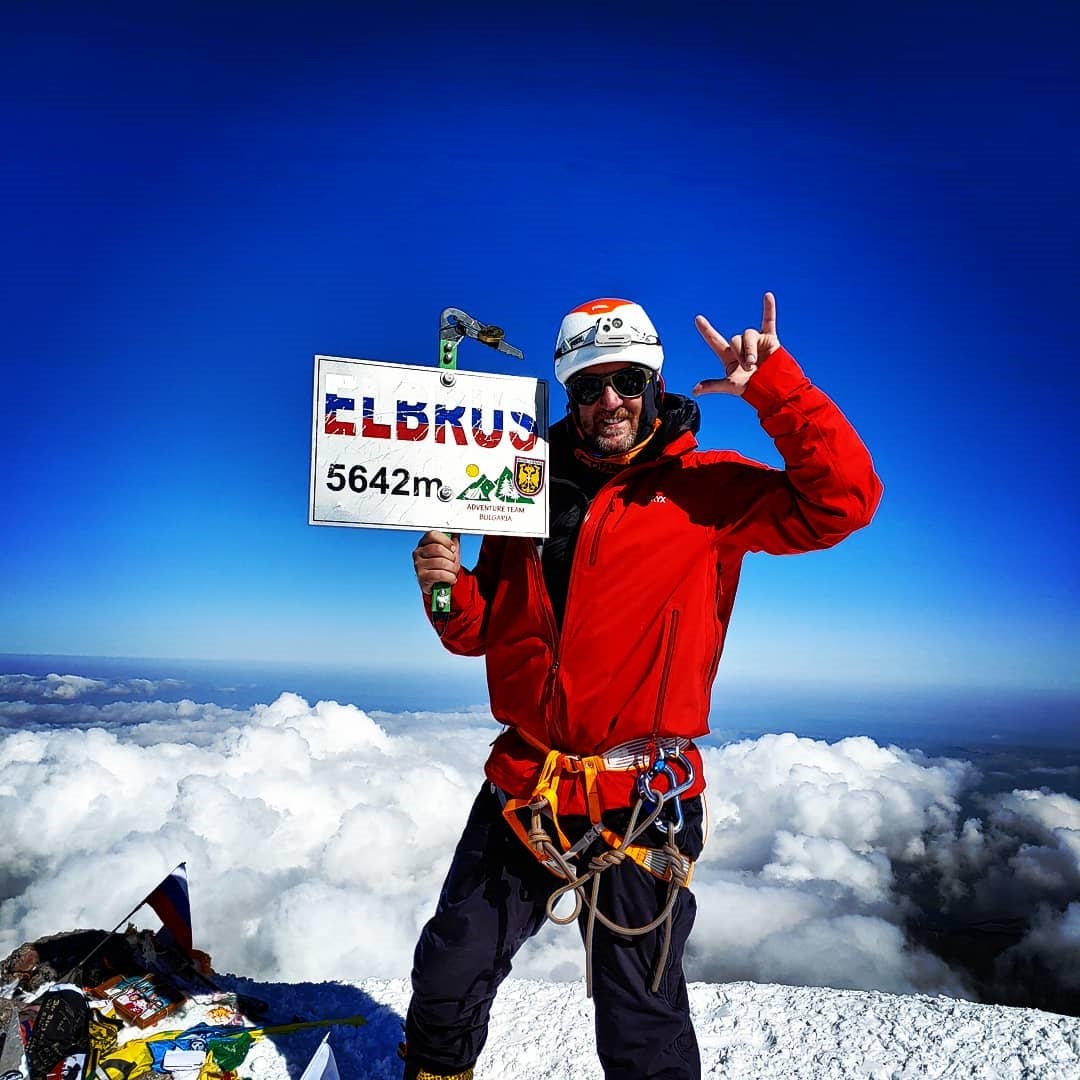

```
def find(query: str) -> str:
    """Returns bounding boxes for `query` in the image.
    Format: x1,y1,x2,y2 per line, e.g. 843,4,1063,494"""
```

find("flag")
299,1035,341,1080
144,863,194,956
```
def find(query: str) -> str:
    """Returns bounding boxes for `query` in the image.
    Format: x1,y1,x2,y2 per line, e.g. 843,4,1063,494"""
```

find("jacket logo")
651,494,667,504
515,457,545,497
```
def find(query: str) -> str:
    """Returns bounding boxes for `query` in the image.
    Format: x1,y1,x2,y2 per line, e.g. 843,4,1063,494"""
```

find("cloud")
0,681,1076,1009
0,672,184,704
1006,901,1080,990
700,734,972,871
0,673,109,700
762,832,894,905
684,735,976,995
0,691,489,983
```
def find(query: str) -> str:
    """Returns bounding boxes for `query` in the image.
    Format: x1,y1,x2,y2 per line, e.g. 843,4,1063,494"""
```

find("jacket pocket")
652,608,680,736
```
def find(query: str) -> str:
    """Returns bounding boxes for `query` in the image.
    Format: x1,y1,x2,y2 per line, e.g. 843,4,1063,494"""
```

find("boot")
399,1042,475,1080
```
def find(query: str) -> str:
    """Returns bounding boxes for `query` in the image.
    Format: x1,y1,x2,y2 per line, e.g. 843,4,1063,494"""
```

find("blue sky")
2,2,1077,700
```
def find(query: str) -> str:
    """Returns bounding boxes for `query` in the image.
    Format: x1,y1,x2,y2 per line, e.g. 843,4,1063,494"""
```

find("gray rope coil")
536,795,688,996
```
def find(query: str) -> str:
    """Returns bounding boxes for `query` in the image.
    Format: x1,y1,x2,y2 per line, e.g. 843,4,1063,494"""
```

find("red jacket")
430,348,882,815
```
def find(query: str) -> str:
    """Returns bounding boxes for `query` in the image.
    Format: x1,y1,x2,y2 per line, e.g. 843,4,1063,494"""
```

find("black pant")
405,784,704,1079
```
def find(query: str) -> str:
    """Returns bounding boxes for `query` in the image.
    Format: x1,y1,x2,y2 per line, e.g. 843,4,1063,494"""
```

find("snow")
195,975,1080,1079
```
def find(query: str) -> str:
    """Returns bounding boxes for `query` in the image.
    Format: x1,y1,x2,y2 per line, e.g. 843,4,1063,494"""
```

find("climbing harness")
500,731,701,997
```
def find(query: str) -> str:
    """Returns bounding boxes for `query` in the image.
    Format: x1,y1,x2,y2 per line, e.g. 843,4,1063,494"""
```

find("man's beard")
582,408,640,456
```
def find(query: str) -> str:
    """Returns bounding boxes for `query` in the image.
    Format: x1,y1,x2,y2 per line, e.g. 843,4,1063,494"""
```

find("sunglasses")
567,366,654,406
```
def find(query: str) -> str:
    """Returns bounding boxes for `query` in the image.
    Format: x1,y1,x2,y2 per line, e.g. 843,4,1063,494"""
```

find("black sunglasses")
567,366,653,406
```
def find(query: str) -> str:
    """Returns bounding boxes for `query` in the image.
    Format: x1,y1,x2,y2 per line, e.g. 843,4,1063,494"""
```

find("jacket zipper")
563,491,599,621
587,499,615,566
709,561,725,677
528,541,562,744
565,452,666,616
558,455,678,745
652,609,680,738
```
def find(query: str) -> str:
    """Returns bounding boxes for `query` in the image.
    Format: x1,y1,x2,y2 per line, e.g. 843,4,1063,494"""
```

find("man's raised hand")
693,292,781,398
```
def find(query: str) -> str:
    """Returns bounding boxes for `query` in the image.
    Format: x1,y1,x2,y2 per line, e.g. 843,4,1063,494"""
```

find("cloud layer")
1,676,1077,1005
0,672,184,702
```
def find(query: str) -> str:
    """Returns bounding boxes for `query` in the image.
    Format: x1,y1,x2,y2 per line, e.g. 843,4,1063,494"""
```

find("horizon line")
1,651,1078,700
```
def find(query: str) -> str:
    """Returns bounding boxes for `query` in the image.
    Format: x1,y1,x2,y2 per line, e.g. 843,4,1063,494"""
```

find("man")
405,294,882,1080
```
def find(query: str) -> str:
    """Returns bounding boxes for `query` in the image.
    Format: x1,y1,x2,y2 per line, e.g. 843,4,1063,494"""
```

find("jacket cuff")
740,347,812,415
421,572,474,625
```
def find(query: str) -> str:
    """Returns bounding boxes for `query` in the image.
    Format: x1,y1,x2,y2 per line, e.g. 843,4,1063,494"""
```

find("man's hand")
692,291,781,398
413,530,460,595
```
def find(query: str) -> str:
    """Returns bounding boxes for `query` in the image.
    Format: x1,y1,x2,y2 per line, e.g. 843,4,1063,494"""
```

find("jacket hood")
655,392,701,442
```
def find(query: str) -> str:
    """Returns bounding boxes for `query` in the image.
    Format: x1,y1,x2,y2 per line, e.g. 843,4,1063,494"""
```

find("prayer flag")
299,1034,341,1080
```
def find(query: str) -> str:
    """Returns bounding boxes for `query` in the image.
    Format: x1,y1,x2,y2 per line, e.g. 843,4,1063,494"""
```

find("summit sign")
310,355,549,537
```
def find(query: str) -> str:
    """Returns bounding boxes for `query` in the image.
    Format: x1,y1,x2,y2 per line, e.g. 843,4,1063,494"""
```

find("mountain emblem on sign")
457,467,535,504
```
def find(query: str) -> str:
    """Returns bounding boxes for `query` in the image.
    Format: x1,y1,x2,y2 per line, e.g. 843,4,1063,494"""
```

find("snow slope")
222,976,1080,1079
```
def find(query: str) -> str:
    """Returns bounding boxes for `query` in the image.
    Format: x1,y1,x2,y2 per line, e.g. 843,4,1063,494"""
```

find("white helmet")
554,298,663,385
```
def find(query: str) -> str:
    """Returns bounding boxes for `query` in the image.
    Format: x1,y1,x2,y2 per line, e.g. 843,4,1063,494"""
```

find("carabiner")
636,749,696,835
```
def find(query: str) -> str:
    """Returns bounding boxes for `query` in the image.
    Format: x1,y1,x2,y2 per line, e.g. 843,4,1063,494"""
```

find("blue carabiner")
636,749,696,834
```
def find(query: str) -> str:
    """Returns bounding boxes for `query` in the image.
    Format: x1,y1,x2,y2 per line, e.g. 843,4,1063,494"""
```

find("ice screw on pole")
431,308,524,617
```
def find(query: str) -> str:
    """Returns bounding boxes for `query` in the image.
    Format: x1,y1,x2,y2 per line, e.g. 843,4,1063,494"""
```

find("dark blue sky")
3,2,1077,703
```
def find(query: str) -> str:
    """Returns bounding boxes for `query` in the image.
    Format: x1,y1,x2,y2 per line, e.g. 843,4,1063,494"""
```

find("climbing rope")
502,740,697,997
